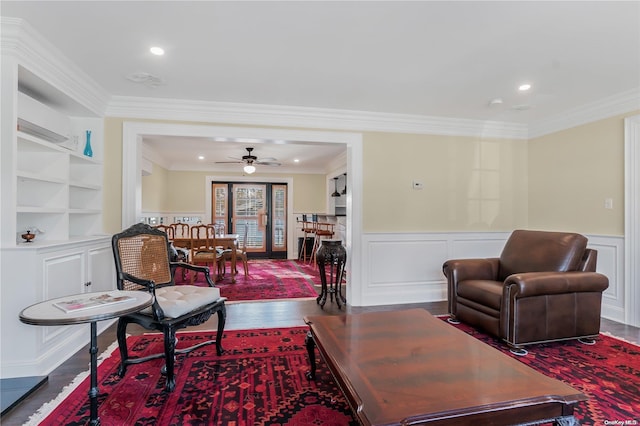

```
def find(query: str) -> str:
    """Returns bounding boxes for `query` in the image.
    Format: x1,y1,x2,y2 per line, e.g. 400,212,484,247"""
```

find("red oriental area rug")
175,259,320,302
29,328,356,426
443,319,640,425
27,324,639,425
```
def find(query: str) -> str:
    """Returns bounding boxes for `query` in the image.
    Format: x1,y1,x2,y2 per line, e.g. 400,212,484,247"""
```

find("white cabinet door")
0,237,112,378
86,244,116,293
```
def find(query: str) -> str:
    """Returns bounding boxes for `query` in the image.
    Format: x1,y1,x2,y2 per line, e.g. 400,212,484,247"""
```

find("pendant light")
331,177,341,197
341,173,347,195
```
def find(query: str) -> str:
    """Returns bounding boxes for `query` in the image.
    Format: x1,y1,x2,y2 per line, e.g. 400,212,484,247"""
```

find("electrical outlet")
412,180,424,190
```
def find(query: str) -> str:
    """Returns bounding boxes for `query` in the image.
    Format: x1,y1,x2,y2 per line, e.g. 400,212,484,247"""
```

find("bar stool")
299,216,316,262
310,222,335,265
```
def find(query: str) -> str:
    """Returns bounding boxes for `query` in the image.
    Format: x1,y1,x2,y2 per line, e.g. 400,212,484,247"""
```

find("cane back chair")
112,223,227,392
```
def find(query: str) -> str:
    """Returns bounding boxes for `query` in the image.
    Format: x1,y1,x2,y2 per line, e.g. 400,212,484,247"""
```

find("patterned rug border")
24,340,121,426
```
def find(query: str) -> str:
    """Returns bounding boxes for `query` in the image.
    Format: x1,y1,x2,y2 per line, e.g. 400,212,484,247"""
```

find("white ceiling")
3,1,640,172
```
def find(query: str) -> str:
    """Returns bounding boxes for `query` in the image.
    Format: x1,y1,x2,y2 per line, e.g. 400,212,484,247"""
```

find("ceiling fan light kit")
215,147,281,174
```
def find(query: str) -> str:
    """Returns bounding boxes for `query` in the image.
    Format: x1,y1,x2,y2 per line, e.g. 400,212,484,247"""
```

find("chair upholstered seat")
141,286,221,318
457,280,503,310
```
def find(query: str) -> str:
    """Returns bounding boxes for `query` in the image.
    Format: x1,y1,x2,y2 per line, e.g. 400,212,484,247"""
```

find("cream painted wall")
140,163,327,217
104,115,628,237
528,112,633,236
104,117,124,234
141,163,170,211
362,132,528,232
291,174,327,213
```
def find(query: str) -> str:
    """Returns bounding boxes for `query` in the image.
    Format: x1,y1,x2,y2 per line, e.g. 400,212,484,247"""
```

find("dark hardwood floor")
2,298,638,425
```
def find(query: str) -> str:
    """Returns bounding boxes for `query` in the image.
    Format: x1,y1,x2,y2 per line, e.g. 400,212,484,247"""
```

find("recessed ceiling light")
150,46,165,56
294,159,300,163
198,155,205,160
518,83,532,91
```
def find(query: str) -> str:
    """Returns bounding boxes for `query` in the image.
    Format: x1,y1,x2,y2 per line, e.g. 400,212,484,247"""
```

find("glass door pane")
272,184,287,253
211,183,228,232
232,184,266,252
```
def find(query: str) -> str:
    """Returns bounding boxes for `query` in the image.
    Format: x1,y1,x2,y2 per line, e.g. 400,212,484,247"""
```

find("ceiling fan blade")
255,161,281,166
214,160,244,164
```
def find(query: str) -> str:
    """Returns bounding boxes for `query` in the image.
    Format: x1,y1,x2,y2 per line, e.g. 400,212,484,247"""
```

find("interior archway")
121,122,364,305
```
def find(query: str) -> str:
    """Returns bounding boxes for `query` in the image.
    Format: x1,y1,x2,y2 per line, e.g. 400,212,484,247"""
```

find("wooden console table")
305,309,586,426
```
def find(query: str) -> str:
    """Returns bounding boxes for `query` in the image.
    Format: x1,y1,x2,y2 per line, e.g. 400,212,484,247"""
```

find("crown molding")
106,96,529,140
1,17,110,117
528,88,640,138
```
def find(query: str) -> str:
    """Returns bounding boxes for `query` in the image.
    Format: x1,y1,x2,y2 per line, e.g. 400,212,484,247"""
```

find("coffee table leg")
89,321,100,425
305,331,316,380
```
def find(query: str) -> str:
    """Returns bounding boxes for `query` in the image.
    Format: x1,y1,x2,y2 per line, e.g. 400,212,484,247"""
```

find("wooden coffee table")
304,309,586,426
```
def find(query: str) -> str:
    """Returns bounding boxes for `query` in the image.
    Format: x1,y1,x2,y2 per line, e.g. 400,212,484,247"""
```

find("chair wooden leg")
116,319,129,377
216,305,226,356
243,258,249,277
163,326,177,392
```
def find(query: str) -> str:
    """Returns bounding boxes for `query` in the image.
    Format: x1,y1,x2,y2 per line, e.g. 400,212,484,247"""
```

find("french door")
211,182,287,258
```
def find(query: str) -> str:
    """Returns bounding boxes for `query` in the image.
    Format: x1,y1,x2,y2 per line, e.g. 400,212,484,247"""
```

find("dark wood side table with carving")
315,239,347,308
19,290,153,426
305,309,586,426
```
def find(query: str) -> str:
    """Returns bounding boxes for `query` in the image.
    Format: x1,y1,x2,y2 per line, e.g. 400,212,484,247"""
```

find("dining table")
173,233,239,283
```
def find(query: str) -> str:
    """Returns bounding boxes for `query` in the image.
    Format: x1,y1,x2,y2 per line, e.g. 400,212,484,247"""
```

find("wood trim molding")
122,121,364,304
625,115,640,326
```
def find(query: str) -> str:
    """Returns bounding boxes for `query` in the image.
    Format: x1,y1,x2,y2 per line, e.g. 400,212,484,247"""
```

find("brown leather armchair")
443,229,609,354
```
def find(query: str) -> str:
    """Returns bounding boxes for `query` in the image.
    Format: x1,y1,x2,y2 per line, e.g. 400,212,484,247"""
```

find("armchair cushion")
141,286,221,318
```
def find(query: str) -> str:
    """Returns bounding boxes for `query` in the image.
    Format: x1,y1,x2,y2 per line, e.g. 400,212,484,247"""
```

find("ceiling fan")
214,147,281,174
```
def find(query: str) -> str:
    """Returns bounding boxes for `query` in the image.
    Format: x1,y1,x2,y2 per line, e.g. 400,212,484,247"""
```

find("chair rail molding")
625,115,640,327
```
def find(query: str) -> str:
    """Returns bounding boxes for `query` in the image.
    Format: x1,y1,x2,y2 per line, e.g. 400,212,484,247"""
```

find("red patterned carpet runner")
175,259,320,302
29,322,639,425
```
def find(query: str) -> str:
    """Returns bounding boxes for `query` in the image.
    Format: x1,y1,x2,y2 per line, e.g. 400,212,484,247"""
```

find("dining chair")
171,222,190,239
190,224,224,282
154,224,175,240
299,215,316,262
111,223,226,392
311,222,335,265
222,225,249,277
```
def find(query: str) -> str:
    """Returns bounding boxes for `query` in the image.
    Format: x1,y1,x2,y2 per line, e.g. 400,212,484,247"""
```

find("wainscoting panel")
361,232,509,306
360,232,624,323
586,234,625,323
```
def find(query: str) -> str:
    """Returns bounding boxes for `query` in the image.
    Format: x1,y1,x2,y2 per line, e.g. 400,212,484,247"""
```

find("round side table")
20,290,153,426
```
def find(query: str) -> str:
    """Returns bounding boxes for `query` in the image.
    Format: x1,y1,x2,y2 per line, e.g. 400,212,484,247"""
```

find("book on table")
53,293,135,313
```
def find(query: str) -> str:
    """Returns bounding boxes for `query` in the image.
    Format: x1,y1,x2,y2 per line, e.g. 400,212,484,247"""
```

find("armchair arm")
442,258,500,282
119,272,165,320
443,258,500,314
119,271,157,292
170,261,216,287
503,271,609,298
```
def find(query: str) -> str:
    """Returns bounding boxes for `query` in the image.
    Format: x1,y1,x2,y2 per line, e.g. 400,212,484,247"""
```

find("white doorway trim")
121,121,364,305
624,115,640,327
